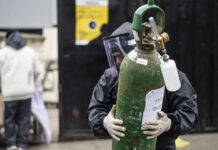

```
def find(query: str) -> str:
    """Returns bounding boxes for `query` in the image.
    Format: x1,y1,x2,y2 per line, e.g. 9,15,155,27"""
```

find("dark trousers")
4,98,31,148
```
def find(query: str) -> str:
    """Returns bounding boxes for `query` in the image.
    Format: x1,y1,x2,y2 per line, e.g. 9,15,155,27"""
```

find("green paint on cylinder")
112,49,164,150
112,1,166,149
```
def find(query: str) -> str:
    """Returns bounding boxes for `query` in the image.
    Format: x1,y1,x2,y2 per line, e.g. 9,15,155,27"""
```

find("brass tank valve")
154,32,170,51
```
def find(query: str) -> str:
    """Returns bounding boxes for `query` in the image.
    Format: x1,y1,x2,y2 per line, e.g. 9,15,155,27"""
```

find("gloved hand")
142,111,171,139
103,105,126,141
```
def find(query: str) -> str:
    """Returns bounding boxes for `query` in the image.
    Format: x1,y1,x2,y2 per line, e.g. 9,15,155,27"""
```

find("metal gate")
58,0,218,140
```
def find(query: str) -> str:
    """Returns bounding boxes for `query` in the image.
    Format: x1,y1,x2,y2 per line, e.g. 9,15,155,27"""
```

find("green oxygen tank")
112,0,170,149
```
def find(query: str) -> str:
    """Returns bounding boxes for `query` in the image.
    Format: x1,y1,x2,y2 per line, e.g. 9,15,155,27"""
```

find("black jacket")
87,67,198,150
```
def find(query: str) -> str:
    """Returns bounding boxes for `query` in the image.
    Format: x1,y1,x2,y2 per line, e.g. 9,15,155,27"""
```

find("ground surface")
22,133,218,150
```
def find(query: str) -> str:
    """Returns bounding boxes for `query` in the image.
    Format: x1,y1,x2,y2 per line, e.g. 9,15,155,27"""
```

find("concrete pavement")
23,133,218,150
0,109,217,150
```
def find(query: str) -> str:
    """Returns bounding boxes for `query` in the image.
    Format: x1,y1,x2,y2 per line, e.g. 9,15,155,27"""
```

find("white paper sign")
76,0,108,6
142,86,165,127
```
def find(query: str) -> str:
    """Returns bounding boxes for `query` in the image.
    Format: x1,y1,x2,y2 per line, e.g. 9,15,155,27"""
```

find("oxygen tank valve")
148,17,170,51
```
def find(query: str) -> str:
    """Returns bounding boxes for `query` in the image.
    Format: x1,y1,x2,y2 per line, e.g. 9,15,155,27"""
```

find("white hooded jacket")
0,46,41,101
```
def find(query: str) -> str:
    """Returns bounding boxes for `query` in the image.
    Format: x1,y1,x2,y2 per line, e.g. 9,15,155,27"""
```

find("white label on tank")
128,50,137,61
136,58,148,66
142,86,165,128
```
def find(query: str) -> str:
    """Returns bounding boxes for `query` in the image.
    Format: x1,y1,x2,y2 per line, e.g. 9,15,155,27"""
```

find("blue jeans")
4,98,31,148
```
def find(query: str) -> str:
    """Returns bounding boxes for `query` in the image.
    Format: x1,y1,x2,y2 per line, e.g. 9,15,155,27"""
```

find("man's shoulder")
104,68,112,75
22,46,37,55
103,67,119,79
177,69,188,81
100,67,119,87
23,46,34,52
0,46,10,51
0,46,11,55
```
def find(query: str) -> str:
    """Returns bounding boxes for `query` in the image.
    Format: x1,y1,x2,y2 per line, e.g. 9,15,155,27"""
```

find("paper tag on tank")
142,86,165,128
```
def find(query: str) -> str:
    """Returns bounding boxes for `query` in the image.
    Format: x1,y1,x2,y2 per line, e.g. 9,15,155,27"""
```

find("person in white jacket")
0,30,41,150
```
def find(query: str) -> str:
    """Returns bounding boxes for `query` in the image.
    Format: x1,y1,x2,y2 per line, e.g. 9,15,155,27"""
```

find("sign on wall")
75,0,108,45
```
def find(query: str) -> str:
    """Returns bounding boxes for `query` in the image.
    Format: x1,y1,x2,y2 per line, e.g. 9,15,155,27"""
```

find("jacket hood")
102,22,136,75
111,22,133,39
6,31,26,49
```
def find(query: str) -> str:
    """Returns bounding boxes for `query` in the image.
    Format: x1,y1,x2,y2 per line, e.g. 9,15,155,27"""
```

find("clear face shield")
103,33,136,76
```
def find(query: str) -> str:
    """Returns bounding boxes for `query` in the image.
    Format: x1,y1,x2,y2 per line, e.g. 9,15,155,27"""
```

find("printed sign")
142,86,165,127
75,0,108,45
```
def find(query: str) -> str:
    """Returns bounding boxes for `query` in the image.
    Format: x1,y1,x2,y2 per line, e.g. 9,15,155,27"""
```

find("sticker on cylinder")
136,58,148,66
142,86,165,128
128,50,137,61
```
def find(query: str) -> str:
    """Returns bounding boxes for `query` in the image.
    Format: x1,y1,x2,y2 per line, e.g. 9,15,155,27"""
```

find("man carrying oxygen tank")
87,21,198,150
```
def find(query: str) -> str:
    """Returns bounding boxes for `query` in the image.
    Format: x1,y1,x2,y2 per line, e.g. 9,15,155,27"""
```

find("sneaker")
6,146,17,150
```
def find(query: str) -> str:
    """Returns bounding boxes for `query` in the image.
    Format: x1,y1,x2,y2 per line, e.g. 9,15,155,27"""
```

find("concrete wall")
0,0,57,29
